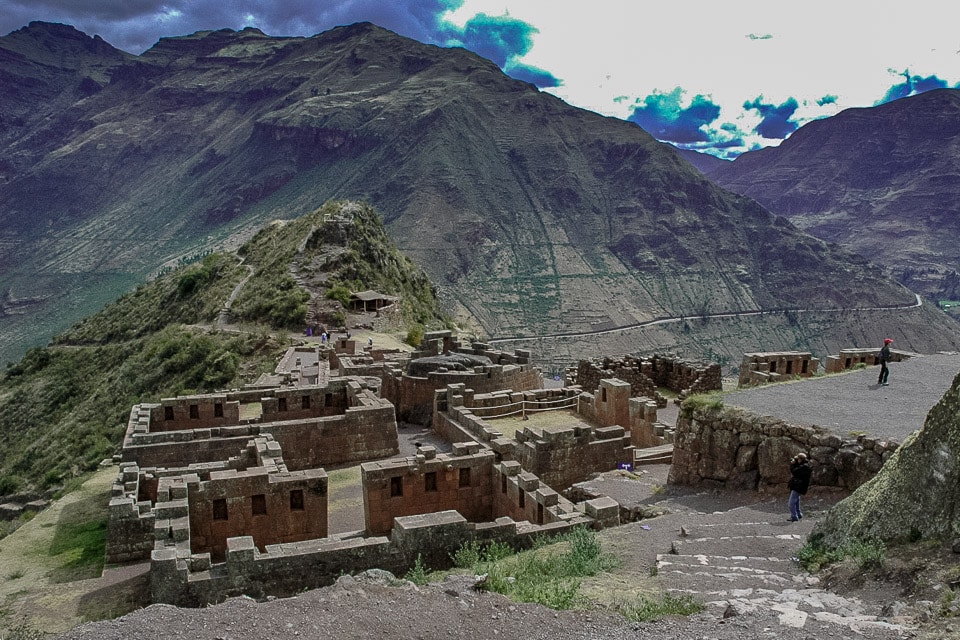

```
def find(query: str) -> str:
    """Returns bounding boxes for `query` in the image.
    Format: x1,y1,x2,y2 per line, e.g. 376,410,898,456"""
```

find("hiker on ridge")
878,338,893,386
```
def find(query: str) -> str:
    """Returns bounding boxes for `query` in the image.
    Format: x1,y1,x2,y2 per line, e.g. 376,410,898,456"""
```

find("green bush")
405,326,424,347
325,283,352,308
405,553,429,586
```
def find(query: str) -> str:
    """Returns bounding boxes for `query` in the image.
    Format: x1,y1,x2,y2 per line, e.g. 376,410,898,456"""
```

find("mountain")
709,89,960,300
672,147,729,174
1,21,956,368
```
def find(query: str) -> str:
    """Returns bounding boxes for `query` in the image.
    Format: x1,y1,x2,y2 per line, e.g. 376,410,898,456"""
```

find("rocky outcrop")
812,369,960,547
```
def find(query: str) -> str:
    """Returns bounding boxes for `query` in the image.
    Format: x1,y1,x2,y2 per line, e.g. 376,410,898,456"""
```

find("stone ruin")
106,340,629,607
380,330,543,424
571,354,722,407
738,351,820,387
822,347,914,374
104,336,904,608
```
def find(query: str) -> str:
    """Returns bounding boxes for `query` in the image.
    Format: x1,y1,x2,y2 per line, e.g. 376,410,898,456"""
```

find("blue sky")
2,0,958,158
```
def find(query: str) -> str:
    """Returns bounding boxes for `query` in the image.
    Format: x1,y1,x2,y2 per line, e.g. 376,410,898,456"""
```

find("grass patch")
46,519,107,583
611,592,704,622
680,392,724,419
452,527,618,610
4,569,25,581
797,536,886,572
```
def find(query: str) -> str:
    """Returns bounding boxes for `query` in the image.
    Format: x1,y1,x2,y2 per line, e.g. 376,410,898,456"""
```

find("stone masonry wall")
151,508,595,607
573,354,722,407
669,403,899,492
433,382,635,490
361,444,495,536
187,467,328,561
738,351,820,387
382,360,542,425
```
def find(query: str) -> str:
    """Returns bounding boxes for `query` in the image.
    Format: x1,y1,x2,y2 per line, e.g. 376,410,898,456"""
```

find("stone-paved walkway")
584,467,914,638
723,352,960,443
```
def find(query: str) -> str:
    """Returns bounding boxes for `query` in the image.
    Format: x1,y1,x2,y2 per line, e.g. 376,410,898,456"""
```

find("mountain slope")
0,21,948,366
0,199,442,496
710,89,960,298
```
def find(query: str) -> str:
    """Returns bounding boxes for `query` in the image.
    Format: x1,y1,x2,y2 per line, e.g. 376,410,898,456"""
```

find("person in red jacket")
788,453,811,522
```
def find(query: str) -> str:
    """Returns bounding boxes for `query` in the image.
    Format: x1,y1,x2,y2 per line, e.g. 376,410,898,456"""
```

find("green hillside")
0,200,446,499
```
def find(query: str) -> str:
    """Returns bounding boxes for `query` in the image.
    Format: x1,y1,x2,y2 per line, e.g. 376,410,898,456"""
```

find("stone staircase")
655,504,911,636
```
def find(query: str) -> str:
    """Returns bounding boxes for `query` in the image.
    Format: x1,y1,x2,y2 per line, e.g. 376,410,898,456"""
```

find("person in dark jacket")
788,453,811,522
878,338,893,386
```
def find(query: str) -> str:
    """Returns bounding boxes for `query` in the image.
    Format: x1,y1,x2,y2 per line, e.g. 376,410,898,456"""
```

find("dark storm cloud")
875,70,950,104
0,0,559,86
0,0,463,53
626,88,721,143
743,96,800,139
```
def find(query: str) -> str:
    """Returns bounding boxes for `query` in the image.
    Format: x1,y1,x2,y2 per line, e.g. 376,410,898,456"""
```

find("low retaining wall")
668,402,899,492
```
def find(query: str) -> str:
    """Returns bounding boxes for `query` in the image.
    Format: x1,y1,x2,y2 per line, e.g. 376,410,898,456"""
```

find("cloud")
626,87,721,143
743,96,800,139
441,12,560,87
0,0,562,86
875,69,949,104
503,62,561,87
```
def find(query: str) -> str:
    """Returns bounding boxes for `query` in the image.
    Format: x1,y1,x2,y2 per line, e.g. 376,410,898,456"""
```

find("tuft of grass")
680,392,724,419
612,593,704,622
797,536,886,572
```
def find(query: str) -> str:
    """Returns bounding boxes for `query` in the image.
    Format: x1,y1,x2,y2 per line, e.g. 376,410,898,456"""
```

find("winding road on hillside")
487,294,924,344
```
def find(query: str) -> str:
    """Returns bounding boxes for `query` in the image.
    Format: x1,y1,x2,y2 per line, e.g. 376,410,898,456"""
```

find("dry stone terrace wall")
669,403,899,492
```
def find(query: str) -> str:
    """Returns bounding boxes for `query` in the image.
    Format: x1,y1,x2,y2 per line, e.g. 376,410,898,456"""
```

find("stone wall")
187,466,328,561
361,444,496,536
573,354,722,406
122,379,399,471
668,403,899,492
738,351,819,387
151,509,591,607
433,383,634,490
382,358,542,425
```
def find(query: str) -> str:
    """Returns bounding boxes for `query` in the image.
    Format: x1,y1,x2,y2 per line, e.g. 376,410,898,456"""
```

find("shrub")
405,553,429,585
405,326,424,347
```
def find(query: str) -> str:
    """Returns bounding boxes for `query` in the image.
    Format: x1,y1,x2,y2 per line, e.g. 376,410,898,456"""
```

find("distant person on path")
878,338,893,386
788,453,811,522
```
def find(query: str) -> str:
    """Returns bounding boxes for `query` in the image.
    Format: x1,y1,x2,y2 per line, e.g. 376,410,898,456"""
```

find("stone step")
656,551,803,574
668,532,806,558
657,564,812,594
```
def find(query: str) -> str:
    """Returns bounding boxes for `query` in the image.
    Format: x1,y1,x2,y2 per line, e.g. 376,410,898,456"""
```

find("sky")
2,0,959,158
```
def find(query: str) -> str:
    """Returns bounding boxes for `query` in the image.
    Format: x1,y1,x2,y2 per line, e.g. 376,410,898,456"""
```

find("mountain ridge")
709,88,960,300
0,21,955,366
